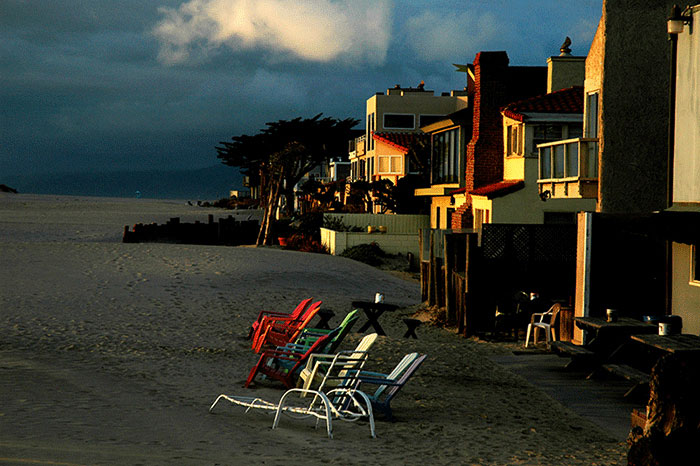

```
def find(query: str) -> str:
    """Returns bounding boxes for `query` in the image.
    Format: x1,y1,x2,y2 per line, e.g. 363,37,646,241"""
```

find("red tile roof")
372,132,427,153
469,180,525,198
501,86,584,122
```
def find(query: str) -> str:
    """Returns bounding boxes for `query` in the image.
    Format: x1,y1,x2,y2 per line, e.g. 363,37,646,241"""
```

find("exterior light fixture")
539,190,551,202
668,4,692,35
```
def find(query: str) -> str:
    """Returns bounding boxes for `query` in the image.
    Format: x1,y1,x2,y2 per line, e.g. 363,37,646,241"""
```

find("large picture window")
431,128,460,184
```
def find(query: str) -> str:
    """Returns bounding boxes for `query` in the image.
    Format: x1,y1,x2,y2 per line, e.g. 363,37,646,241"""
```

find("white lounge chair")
298,333,378,391
210,354,376,439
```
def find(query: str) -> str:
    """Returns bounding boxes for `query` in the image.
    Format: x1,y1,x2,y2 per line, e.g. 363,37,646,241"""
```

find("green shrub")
339,242,385,266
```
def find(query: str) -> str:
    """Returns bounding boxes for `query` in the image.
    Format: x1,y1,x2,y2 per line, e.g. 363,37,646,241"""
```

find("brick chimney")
466,51,509,192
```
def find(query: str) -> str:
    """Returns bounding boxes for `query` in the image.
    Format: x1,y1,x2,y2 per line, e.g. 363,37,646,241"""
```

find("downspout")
668,29,677,209
665,21,679,316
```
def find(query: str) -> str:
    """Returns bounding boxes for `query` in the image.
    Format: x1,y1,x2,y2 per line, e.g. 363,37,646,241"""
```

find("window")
431,128,460,184
539,140,584,180
377,155,402,174
474,208,490,230
533,124,563,153
692,245,700,285
568,123,583,139
586,93,599,138
406,152,422,174
419,114,445,127
540,147,552,179
553,144,566,178
507,124,523,155
383,113,414,129
366,113,375,150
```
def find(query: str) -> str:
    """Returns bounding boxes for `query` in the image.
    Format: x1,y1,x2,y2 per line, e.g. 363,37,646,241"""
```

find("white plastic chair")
525,304,561,348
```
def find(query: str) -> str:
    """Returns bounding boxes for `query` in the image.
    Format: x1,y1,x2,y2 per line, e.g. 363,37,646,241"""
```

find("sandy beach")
0,194,628,465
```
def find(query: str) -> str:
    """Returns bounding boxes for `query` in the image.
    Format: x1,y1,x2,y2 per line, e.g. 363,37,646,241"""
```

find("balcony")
537,138,598,199
350,134,366,158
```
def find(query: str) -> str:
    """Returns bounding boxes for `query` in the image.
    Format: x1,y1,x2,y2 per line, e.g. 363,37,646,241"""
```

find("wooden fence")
421,224,577,336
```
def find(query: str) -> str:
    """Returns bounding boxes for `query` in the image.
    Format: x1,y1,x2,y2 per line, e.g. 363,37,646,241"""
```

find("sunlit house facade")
567,0,680,343
415,52,548,229
538,0,673,213
414,108,472,229
471,85,594,227
667,4,700,335
349,84,468,185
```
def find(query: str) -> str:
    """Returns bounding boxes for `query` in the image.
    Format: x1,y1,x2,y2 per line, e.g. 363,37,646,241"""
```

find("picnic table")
630,333,700,354
569,317,656,398
351,301,399,336
575,316,657,358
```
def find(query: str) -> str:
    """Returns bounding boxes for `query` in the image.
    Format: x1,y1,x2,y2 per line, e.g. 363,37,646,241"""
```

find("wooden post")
419,229,425,300
434,257,442,309
428,230,435,306
442,234,452,315
461,233,478,336
444,234,452,323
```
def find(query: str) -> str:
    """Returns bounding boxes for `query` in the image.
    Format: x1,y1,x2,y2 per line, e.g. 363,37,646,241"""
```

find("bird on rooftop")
560,36,572,55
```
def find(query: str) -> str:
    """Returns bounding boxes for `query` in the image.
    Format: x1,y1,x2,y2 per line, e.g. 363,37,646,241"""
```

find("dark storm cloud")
1,0,603,181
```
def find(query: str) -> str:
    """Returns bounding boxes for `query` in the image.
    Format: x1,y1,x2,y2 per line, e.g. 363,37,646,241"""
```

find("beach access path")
0,194,627,465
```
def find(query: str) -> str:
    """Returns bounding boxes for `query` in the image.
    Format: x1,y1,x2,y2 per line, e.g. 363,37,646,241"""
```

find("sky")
1,0,603,179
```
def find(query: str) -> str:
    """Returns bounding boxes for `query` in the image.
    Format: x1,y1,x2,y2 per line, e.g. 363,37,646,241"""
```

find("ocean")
3,165,243,201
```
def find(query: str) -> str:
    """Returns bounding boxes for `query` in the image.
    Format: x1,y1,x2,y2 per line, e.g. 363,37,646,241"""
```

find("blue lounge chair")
358,353,427,421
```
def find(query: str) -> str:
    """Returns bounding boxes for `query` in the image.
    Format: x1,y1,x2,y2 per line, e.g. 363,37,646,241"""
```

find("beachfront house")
566,0,679,344
415,52,547,230
472,85,591,227
349,82,469,213
539,0,673,212
468,43,596,228
414,107,472,229
665,3,700,336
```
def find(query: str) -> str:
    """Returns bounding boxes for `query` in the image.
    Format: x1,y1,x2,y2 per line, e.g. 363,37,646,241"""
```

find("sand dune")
0,194,627,465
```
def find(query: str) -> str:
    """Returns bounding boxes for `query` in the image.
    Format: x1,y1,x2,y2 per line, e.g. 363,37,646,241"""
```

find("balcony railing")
537,137,598,199
354,135,366,157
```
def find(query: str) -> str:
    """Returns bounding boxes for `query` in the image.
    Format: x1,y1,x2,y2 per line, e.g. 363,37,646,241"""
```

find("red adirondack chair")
252,300,322,353
244,327,340,388
250,299,317,345
247,298,313,340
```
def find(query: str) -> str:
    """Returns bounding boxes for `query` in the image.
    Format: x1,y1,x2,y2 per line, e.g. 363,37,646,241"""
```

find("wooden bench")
600,364,650,398
550,341,597,369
